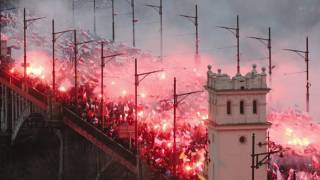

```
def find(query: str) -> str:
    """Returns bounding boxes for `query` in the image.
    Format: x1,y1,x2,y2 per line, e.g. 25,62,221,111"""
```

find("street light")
100,41,122,128
283,37,310,112
23,8,45,86
145,0,163,61
124,0,137,47
73,30,96,106
52,19,74,95
217,15,240,74
134,58,162,179
172,77,203,178
134,58,163,149
248,27,274,103
179,4,199,64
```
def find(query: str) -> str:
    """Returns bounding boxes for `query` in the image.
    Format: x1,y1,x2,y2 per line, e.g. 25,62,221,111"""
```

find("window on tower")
240,100,244,114
227,101,231,115
253,100,257,114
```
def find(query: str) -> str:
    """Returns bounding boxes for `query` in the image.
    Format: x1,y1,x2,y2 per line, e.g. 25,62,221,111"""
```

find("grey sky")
13,0,320,119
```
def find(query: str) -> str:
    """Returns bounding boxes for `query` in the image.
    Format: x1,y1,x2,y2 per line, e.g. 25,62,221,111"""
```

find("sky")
9,0,320,120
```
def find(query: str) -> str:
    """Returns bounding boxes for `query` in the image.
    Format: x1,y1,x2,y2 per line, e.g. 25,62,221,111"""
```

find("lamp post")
93,0,96,35
248,27,274,103
134,58,162,179
111,0,115,42
73,30,96,106
134,58,162,149
23,8,45,86
72,0,75,26
248,27,272,82
179,4,199,64
100,41,122,128
145,0,163,61
131,0,136,47
283,37,310,112
172,77,203,178
52,19,74,95
217,15,240,74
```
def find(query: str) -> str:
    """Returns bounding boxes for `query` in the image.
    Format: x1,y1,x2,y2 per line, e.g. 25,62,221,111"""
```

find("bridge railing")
27,87,48,105
0,67,49,106
62,106,137,165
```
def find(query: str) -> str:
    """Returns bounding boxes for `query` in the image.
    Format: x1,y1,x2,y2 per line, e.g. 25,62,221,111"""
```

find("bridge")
0,65,160,179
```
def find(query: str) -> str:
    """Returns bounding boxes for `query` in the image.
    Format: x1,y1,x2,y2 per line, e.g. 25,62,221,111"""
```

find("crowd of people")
5,59,320,179
55,83,209,179
1,60,209,179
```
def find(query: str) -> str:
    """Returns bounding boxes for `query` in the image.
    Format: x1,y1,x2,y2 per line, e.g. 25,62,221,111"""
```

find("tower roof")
206,64,269,91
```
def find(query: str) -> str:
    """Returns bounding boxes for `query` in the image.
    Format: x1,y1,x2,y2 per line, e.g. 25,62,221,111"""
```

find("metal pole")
52,19,56,95
93,0,96,35
134,58,138,151
236,15,240,74
251,133,255,180
112,0,115,42
72,0,75,26
73,30,78,106
173,77,177,178
268,27,272,81
131,0,135,47
100,42,104,128
0,3,2,59
160,0,163,61
268,27,272,103
267,131,270,171
134,58,142,180
23,8,27,85
195,4,199,64
306,37,309,112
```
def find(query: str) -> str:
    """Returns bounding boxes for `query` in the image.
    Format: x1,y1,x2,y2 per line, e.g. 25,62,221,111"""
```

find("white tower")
206,64,271,180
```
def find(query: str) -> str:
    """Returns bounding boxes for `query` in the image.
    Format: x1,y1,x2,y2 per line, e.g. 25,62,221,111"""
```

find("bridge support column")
137,156,142,180
16,93,22,119
11,91,15,129
1,85,9,132
0,84,4,131
13,92,17,124
55,129,64,180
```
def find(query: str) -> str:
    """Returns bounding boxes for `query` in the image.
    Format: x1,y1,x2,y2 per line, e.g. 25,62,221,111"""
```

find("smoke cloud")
4,0,320,120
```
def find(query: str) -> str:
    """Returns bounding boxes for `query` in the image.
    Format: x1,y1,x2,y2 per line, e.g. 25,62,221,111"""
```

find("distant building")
0,39,12,64
206,64,271,180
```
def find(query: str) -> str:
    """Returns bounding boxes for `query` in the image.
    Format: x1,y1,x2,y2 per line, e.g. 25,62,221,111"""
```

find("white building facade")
206,65,271,180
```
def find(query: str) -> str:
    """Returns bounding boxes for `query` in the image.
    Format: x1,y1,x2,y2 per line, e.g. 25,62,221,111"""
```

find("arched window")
227,101,231,115
253,100,257,114
240,100,244,114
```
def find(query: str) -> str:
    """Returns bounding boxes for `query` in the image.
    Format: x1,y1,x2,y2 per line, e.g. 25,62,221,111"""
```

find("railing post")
10,90,14,131
0,84,4,131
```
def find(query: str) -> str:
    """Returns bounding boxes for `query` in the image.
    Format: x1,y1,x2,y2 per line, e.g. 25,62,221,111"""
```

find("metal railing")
62,106,137,165
0,68,49,105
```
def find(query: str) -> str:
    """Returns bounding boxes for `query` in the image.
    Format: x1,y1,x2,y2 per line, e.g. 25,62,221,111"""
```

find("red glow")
122,90,127,96
5,22,320,179
58,86,66,92
140,92,146,98
185,165,192,171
